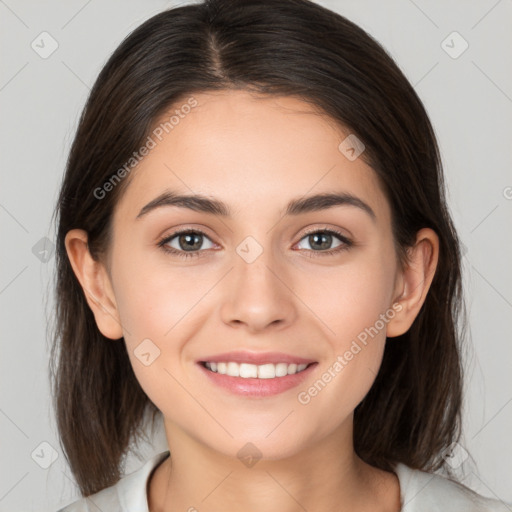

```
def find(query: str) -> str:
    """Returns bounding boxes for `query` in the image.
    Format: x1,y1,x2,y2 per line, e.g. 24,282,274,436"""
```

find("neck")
148,421,401,512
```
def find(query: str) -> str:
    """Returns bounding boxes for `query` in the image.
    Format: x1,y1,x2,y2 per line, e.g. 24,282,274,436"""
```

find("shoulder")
56,451,170,512
394,462,512,512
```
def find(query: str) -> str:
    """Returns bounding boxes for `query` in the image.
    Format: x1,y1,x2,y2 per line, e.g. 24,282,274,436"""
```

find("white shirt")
57,450,511,511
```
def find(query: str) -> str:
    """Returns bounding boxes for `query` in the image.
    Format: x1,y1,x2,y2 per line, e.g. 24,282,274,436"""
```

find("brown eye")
158,229,215,259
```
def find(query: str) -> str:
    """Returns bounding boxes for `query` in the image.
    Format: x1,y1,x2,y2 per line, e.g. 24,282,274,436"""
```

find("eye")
157,229,215,259
157,227,353,260
295,228,352,257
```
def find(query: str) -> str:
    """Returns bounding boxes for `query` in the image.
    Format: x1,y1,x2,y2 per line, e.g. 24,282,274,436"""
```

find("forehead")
114,90,390,224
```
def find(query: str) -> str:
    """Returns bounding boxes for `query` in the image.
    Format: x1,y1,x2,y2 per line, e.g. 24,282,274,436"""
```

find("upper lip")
198,351,316,365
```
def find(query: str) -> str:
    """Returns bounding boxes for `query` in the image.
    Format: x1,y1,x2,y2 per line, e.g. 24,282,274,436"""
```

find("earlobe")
64,229,124,340
386,228,439,338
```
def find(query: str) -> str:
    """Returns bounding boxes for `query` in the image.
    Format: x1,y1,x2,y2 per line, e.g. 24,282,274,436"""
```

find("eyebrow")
135,190,376,222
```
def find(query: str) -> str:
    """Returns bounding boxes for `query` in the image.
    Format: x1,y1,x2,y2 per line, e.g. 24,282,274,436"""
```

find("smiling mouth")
200,361,313,379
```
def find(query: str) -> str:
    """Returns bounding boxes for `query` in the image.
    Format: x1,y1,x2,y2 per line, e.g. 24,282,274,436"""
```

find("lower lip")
197,362,317,397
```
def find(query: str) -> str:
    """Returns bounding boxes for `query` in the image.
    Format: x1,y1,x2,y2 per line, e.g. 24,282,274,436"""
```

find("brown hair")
49,0,465,497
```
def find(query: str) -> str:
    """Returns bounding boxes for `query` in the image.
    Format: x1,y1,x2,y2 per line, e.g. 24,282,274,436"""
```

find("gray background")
1,0,511,510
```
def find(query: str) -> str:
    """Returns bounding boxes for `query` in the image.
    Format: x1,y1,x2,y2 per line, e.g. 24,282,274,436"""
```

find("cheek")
111,255,217,403
292,250,396,414
298,250,397,346
113,270,196,418
113,255,212,343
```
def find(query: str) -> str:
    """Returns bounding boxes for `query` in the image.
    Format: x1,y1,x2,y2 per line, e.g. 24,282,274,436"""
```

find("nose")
219,244,298,333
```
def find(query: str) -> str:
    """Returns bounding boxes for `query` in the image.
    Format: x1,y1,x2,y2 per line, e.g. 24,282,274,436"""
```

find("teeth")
227,362,239,377
240,363,258,378
204,361,309,378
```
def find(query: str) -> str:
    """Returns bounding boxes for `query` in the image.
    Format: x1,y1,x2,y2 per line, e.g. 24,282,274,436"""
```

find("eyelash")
157,228,353,260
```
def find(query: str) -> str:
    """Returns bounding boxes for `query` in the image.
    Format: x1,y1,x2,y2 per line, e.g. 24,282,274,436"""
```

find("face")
99,90,404,460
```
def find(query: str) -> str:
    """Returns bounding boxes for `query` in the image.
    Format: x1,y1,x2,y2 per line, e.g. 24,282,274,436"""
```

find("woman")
51,0,510,510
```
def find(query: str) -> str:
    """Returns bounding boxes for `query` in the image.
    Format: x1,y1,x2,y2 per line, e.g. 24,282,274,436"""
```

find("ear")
64,229,124,340
386,227,439,337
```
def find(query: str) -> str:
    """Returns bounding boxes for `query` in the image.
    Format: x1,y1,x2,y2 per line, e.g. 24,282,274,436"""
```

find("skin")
65,90,439,512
